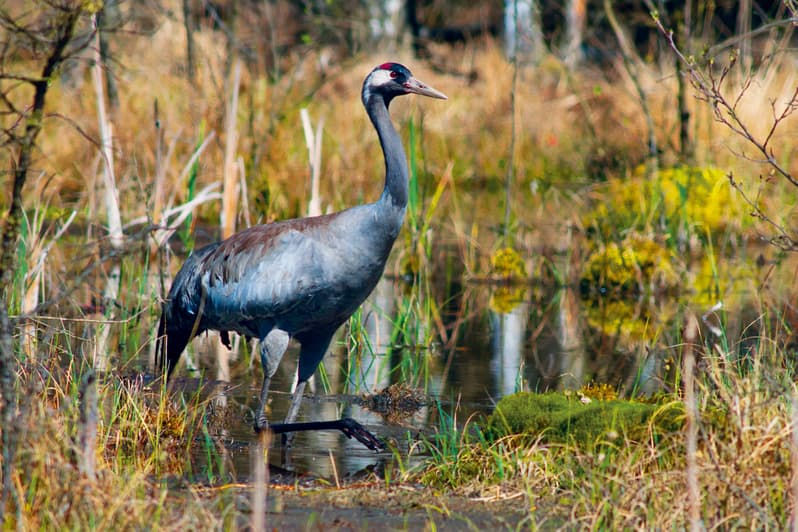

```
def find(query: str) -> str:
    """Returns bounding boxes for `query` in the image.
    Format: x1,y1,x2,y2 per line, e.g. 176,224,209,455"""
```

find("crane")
156,62,446,449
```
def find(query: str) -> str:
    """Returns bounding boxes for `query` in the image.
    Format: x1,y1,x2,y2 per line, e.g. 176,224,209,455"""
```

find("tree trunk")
183,0,195,83
0,6,88,516
504,0,544,62
98,1,120,112
564,0,586,68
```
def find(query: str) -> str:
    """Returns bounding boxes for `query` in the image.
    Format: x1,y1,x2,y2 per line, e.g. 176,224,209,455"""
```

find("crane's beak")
404,77,448,100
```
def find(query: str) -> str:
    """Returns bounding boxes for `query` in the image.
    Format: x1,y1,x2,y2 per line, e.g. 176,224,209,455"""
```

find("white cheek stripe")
369,69,394,87
363,69,396,102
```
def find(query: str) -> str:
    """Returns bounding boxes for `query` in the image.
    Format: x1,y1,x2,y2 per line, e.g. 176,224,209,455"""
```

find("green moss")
488,391,684,447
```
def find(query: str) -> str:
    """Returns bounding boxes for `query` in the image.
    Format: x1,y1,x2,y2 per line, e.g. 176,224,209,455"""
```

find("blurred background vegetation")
5,0,797,282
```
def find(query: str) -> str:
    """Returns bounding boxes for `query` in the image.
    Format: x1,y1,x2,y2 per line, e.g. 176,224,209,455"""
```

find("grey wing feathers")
199,227,329,333
166,208,379,338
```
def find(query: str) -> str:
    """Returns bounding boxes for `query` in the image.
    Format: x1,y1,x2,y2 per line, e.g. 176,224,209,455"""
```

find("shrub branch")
652,12,798,250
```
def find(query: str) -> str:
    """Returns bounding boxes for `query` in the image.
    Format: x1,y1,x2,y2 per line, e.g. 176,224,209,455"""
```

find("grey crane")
156,62,446,449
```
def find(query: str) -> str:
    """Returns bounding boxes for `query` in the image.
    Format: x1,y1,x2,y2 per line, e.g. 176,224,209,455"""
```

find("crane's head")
362,62,447,106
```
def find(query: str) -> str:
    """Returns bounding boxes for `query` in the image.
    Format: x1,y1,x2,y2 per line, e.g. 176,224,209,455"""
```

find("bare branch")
652,12,798,249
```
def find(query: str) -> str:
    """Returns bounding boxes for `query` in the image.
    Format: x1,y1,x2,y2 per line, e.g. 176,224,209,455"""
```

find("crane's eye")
389,70,398,78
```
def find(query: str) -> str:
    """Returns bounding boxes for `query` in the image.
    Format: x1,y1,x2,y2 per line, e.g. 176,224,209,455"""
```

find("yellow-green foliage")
655,166,747,233
689,253,757,309
488,391,684,446
490,247,527,279
587,166,745,239
578,382,618,401
580,232,681,294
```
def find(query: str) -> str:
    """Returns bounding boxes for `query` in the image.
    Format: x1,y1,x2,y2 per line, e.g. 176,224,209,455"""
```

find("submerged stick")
267,417,385,451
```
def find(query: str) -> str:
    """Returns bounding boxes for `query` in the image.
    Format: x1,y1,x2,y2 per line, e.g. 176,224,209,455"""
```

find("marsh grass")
4,341,229,528
414,314,798,528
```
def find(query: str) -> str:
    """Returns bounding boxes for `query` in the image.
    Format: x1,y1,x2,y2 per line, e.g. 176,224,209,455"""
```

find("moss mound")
488,391,684,446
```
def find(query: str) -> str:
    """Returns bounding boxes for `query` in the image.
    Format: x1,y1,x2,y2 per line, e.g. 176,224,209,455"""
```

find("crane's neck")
365,94,408,210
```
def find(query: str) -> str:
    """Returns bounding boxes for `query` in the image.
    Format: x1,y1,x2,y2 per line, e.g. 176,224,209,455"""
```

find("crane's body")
161,201,402,380
156,63,446,446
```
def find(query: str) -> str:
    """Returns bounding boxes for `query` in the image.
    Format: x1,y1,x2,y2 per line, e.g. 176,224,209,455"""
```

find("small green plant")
578,382,618,401
490,247,527,280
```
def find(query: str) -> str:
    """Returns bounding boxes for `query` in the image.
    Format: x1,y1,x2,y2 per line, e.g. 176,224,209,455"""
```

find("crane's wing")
197,220,361,336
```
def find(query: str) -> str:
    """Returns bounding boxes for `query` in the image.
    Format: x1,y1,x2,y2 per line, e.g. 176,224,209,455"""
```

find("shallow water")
167,248,779,481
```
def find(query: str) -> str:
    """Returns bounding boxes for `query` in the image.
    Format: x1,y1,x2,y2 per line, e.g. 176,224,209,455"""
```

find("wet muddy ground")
204,483,529,530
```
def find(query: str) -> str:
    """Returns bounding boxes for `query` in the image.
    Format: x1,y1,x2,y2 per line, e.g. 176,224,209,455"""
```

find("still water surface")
170,254,772,480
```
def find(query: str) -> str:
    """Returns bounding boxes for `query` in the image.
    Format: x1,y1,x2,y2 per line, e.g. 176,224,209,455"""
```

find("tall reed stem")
221,60,242,240
683,313,702,531
503,0,519,245
93,22,123,250
91,18,123,372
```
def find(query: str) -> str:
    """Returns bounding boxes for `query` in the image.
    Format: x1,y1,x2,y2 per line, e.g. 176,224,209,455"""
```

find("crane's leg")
284,379,307,426
281,331,335,448
254,329,290,431
279,379,307,460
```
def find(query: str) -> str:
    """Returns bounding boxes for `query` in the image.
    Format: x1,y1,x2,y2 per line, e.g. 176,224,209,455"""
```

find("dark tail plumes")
155,305,194,379
156,241,220,379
